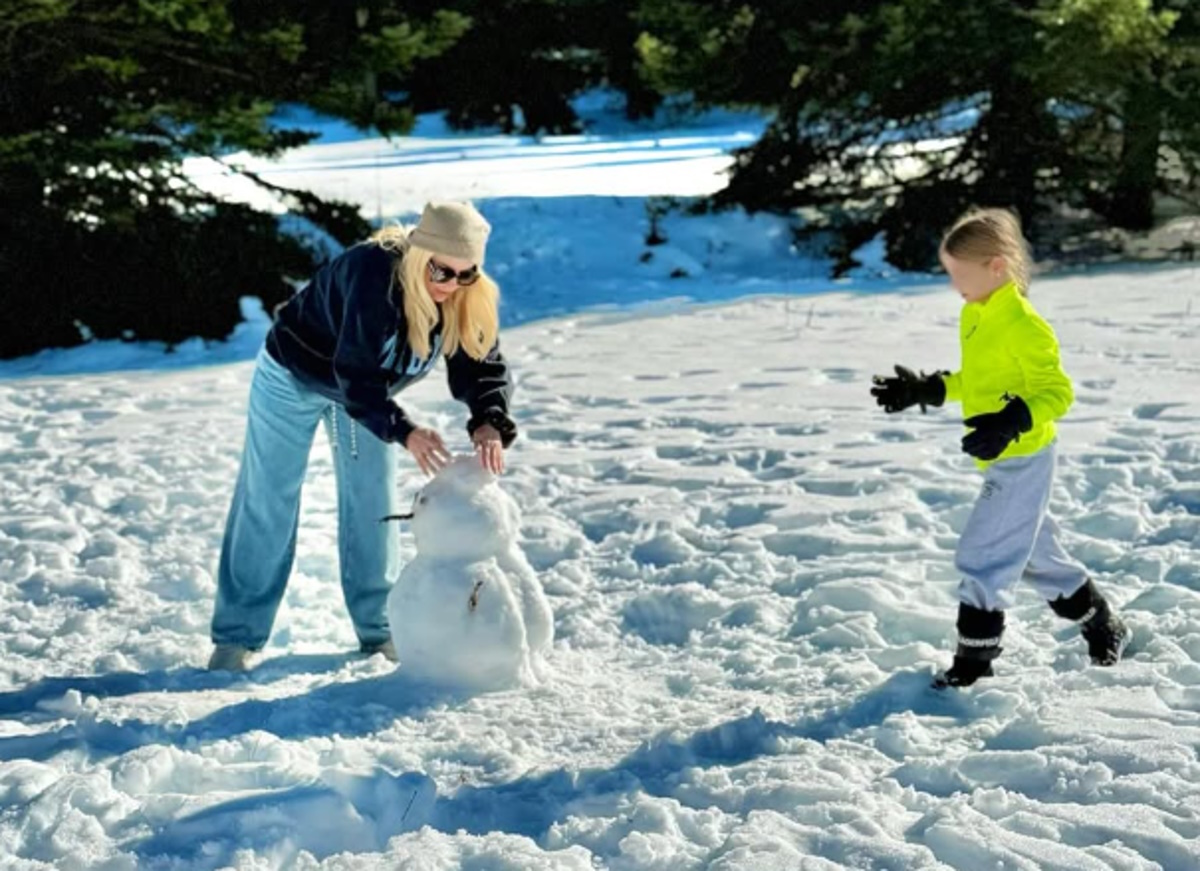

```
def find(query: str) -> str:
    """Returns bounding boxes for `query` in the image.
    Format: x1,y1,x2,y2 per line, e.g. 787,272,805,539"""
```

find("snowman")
386,456,553,691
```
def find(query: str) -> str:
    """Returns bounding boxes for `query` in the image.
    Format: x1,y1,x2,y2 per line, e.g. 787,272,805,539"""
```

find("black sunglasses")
427,259,480,287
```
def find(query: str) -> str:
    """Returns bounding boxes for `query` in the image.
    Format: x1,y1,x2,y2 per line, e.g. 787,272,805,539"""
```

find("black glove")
962,395,1033,460
870,365,946,414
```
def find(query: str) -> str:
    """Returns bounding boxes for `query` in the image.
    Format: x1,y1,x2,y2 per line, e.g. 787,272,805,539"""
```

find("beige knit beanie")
408,201,491,265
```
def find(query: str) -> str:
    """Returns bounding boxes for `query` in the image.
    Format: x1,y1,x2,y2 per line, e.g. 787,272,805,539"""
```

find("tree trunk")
977,71,1045,222
1109,78,1161,231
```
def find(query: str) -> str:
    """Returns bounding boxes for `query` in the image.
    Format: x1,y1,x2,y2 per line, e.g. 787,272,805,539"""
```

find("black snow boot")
1050,579,1132,666
934,603,1005,689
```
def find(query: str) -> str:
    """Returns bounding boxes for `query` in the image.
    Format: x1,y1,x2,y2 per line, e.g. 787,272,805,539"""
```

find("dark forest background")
2,0,1197,358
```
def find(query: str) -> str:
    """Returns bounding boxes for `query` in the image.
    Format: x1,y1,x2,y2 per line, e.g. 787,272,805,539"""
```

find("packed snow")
387,456,553,691
1,97,1199,869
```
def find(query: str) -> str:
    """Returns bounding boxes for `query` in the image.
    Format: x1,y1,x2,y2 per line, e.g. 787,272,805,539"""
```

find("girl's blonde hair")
371,225,500,360
941,208,1033,295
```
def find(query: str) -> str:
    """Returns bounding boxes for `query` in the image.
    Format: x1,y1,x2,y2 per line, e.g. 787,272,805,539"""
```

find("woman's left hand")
472,423,505,474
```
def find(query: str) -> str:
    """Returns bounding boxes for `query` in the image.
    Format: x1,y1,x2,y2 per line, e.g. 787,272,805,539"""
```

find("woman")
209,201,517,671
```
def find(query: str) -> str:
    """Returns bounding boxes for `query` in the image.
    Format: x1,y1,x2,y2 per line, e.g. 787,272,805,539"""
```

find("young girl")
870,208,1131,688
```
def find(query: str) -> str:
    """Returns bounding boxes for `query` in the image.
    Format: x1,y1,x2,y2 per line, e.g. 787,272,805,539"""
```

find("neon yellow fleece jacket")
942,281,1074,469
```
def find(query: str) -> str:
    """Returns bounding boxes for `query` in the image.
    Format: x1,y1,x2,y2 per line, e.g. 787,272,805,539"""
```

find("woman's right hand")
405,427,451,476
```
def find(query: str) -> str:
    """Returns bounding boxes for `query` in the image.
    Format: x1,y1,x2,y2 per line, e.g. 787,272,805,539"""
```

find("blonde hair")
370,224,500,360
941,208,1033,295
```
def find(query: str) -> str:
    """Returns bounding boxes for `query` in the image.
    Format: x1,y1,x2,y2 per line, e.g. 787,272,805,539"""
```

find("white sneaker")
360,638,398,662
207,643,254,672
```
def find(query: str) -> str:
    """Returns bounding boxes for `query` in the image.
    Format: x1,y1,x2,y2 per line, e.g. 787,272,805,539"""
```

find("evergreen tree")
402,0,660,133
0,0,468,358
1038,0,1200,230
637,0,1200,269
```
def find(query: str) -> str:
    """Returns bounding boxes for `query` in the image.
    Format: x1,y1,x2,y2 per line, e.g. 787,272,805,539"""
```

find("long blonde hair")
371,225,500,360
941,208,1033,296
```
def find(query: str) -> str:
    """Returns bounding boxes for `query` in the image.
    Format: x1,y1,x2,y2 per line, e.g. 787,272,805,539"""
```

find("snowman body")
386,457,553,690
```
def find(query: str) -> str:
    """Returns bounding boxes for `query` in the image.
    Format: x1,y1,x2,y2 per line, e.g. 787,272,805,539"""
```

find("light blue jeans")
212,348,400,649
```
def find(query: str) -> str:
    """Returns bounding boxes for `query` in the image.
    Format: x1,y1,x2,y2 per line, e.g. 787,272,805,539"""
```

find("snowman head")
409,456,519,560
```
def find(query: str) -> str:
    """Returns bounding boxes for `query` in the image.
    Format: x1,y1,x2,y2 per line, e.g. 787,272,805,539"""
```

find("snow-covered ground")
2,101,1200,870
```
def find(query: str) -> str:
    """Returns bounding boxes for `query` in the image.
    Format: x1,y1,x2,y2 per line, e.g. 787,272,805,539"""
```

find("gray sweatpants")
955,442,1089,611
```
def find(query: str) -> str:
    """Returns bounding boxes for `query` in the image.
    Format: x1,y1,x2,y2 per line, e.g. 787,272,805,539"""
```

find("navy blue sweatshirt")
265,242,515,446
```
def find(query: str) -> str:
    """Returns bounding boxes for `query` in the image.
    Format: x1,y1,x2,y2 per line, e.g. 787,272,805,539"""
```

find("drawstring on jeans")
328,405,399,523
328,406,359,460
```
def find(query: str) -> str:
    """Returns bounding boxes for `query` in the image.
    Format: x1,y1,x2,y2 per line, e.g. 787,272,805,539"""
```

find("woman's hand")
472,423,505,474
405,427,451,476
